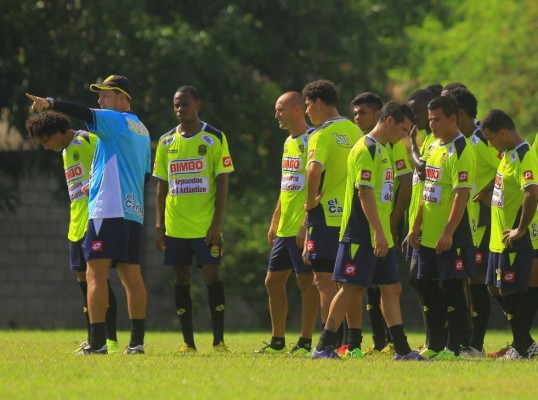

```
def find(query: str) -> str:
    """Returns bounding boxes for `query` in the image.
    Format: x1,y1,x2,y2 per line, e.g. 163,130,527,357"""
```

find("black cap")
90,75,132,99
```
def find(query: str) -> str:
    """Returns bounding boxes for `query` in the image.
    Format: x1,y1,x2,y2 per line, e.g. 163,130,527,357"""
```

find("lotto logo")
455,259,464,271
475,252,483,265
524,170,534,180
91,241,103,252
306,241,315,252
395,159,406,171
503,271,516,283
361,170,372,181
458,171,468,182
308,149,315,159
223,156,232,167
344,263,357,277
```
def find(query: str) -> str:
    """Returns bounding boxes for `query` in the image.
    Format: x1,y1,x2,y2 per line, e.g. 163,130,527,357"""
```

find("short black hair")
449,88,478,119
379,101,416,124
26,111,71,140
351,92,383,110
427,96,459,118
408,83,442,103
302,80,338,106
176,85,201,101
442,82,468,93
481,109,516,132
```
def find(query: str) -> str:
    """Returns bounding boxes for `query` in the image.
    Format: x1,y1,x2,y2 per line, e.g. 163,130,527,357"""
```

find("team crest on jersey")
440,153,448,164
299,145,304,153
458,171,468,182
73,151,80,161
198,144,207,156
455,259,464,271
344,263,357,277
524,170,534,181
162,135,175,147
201,134,214,146
361,170,372,181
503,271,515,283
395,159,406,171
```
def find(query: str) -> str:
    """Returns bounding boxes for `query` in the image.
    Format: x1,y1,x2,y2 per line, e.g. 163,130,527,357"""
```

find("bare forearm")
444,189,470,237
391,174,412,229
517,189,538,232
156,180,168,229
212,173,229,226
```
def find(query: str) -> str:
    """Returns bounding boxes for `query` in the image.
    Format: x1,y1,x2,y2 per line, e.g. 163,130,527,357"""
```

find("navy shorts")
69,239,86,271
268,236,312,274
486,249,534,292
333,243,400,287
164,237,222,267
305,225,339,261
475,226,491,274
418,245,476,281
83,218,142,264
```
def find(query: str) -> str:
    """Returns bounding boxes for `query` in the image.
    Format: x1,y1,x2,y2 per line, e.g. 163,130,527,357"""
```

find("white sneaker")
500,347,526,360
527,342,538,358
460,346,486,358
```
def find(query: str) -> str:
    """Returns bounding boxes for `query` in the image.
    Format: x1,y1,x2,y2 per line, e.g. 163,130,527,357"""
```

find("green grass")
0,330,537,399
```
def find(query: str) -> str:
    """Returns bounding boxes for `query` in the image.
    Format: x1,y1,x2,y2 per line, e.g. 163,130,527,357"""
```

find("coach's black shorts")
69,239,86,271
165,237,222,267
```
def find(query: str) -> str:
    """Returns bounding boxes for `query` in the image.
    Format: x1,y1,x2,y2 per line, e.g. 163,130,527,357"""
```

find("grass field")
1,330,537,400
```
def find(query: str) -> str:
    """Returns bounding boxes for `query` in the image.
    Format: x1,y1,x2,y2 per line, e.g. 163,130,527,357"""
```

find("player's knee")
296,273,315,292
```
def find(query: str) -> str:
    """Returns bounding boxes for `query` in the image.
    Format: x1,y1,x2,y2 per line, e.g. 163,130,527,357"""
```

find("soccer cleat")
418,347,439,359
106,339,120,354
362,344,381,356
288,344,311,356
487,343,510,358
213,341,230,353
76,344,108,355
178,343,197,353
337,344,349,356
527,342,538,358
380,342,395,356
73,341,89,354
433,349,459,360
460,346,486,358
125,344,145,355
255,342,287,354
500,347,526,360
311,347,341,359
343,348,364,359
394,350,426,361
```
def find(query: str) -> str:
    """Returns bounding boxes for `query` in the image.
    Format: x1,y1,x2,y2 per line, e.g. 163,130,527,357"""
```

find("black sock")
347,328,363,351
367,287,385,350
340,319,348,346
469,284,490,350
208,281,225,346
336,321,345,348
175,284,195,348
297,336,312,350
389,324,412,356
443,279,467,355
78,281,90,342
270,336,285,350
316,329,337,351
105,280,117,342
503,293,530,356
129,319,145,347
417,279,445,352
89,322,106,349
524,287,538,332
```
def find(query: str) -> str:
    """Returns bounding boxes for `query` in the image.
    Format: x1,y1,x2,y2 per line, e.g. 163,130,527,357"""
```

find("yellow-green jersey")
153,122,234,238
532,132,538,157
469,127,501,245
490,142,538,252
408,132,437,232
340,135,394,247
278,129,312,237
421,133,476,249
388,140,412,205
63,131,97,242
306,117,362,227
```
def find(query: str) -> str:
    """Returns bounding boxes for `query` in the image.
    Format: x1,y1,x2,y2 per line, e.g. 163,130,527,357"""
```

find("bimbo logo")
65,163,84,183
282,157,301,172
170,158,205,174
425,166,441,181
384,169,394,181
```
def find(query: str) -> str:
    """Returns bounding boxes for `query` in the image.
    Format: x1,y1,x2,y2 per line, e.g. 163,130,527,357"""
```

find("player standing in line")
312,102,423,361
154,86,234,353
407,96,476,360
301,80,362,346
257,92,319,355
27,75,151,355
349,92,412,356
26,111,120,354
482,110,538,359
448,88,500,357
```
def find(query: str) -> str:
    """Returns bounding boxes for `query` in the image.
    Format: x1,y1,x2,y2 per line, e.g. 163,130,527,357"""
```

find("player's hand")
304,192,323,211
81,183,89,196
302,241,312,266
472,188,492,208
25,93,51,113
156,226,167,253
404,230,420,250
435,230,453,254
206,222,223,245
391,224,400,251
373,229,389,258
267,224,277,246
296,226,307,249
502,228,524,248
